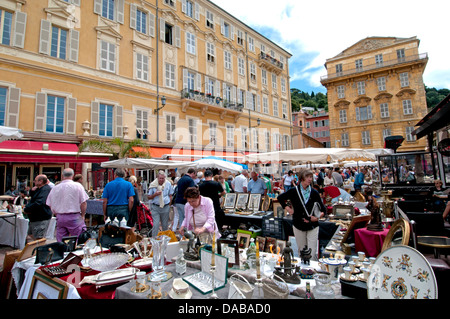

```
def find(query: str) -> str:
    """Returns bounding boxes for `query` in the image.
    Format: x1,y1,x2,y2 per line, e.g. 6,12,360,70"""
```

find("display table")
417,236,450,258
354,227,389,257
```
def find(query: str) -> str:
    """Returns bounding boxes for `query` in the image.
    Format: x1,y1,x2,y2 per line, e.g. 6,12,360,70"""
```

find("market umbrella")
100,158,196,170
192,157,244,174
0,126,23,142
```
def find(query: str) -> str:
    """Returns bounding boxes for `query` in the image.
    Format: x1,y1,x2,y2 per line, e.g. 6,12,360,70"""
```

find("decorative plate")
367,245,437,299
88,253,130,272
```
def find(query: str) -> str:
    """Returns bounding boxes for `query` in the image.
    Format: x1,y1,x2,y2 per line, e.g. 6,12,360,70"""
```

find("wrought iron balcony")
258,52,284,74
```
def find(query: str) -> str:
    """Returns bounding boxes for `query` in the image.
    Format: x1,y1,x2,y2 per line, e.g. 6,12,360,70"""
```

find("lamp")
251,118,261,128
154,95,166,114
155,95,166,143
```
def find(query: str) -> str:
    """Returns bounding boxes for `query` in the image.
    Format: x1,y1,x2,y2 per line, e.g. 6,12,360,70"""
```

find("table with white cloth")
0,211,23,249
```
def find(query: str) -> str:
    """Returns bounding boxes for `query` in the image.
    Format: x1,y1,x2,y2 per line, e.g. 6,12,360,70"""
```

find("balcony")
320,53,428,83
258,52,284,75
180,88,244,121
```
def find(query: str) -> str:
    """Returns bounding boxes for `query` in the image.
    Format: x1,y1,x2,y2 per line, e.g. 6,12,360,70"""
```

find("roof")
412,93,450,139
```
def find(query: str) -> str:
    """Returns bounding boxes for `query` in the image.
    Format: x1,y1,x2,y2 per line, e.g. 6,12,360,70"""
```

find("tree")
78,138,150,160
425,86,450,110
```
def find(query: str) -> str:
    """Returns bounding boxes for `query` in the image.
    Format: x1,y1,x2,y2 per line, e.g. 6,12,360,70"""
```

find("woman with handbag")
278,169,326,261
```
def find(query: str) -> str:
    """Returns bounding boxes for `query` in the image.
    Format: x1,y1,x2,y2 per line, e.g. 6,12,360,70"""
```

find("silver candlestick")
209,265,218,299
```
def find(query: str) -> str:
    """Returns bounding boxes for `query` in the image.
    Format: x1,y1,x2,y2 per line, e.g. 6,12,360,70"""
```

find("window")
339,109,347,123
250,63,256,81
224,51,232,70
400,72,409,87
272,73,277,89
165,63,175,88
238,58,245,76
136,53,149,82
375,54,383,66
263,96,268,114
99,103,114,137
0,87,6,125
100,40,116,73
377,77,386,91
209,122,217,146
237,30,244,46
0,10,13,45
282,102,287,119
185,0,194,18
206,11,214,29
356,105,372,121
164,0,175,7
136,109,149,140
222,21,230,38
164,23,173,45
261,69,267,85
248,36,254,52
136,9,147,34
51,26,67,59
207,42,215,63
380,103,389,118
406,126,416,142
241,127,248,149
397,48,405,62
357,81,365,95
46,95,65,133
382,128,391,140
260,44,265,52
335,64,343,76
166,114,176,142
186,71,195,91
101,0,115,20
188,118,197,144
281,77,286,93
265,131,270,151
253,129,259,150
186,32,196,55
206,78,215,96
226,125,234,148
273,99,279,117
337,85,345,99
402,99,413,115
355,59,363,71
341,133,349,147
362,131,371,145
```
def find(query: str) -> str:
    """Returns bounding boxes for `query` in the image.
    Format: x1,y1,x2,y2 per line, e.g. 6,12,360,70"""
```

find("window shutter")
182,0,186,13
116,105,123,138
220,18,224,35
175,25,181,48
355,107,360,121
35,93,46,132
231,25,235,40
257,95,261,112
195,2,200,21
7,88,20,128
13,12,27,48
196,73,202,91
246,91,252,109
116,0,125,24
367,105,373,119
205,76,209,94
130,4,137,30
149,12,155,37
223,82,226,99
72,0,81,6
94,0,102,15
232,86,236,104
69,29,79,62
66,97,77,134
160,18,165,41
39,19,51,55
182,69,188,90
91,101,99,136
216,81,221,98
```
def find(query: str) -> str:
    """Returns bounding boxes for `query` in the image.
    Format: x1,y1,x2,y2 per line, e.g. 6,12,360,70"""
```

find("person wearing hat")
198,170,225,229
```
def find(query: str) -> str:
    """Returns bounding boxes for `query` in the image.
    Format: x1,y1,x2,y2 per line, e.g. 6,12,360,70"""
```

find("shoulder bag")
295,186,322,219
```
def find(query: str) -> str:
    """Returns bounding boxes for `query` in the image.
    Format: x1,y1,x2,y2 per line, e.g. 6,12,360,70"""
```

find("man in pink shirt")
46,168,89,242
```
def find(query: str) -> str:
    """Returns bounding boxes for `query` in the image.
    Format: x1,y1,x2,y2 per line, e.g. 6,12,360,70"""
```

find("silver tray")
95,267,138,288
88,253,130,272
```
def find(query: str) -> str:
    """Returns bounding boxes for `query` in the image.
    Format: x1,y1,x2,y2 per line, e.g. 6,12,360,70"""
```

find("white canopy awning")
191,158,243,174
101,158,196,170
0,126,23,142
244,148,377,164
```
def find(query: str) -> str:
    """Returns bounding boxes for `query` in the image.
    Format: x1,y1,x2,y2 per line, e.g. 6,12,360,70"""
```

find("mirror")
381,218,410,252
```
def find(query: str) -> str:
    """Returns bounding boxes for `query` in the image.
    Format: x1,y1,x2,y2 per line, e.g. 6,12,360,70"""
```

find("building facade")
320,36,428,152
0,0,292,191
304,110,330,147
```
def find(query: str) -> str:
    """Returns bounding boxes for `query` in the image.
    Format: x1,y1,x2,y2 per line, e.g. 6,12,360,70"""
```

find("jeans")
106,205,129,222
175,203,186,228
151,204,170,237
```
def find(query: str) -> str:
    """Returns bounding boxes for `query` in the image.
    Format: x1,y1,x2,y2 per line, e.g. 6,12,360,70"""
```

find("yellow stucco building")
0,0,292,190
320,36,428,152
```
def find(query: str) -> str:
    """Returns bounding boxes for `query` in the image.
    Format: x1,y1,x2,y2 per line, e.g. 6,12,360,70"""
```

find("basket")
262,216,284,239
228,274,254,299
262,274,289,299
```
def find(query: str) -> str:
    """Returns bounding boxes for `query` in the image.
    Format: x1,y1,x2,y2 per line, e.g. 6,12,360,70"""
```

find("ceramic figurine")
300,245,312,265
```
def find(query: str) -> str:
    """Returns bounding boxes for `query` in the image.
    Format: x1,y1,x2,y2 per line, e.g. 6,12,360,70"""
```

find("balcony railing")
180,89,244,112
258,52,284,72
320,52,428,82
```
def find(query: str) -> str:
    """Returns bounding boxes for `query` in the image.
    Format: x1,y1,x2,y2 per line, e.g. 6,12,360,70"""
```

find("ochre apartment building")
0,0,292,191
320,36,428,153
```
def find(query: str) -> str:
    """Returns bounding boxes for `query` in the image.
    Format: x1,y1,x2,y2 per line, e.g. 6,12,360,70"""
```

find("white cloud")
211,0,450,90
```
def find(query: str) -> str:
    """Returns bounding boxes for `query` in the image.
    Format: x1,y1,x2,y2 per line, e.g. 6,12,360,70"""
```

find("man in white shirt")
232,170,249,193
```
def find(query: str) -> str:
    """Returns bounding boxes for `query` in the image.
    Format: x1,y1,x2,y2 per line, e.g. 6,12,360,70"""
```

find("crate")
261,216,284,239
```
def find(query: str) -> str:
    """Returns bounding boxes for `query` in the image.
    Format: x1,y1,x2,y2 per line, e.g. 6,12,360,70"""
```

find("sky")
211,0,450,95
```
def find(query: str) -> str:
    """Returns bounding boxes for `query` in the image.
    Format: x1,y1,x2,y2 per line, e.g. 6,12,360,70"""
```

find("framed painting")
236,232,251,249
264,237,277,253
217,239,240,268
223,193,237,209
247,194,262,211
235,193,249,209
262,196,271,212
27,270,69,299
256,236,266,252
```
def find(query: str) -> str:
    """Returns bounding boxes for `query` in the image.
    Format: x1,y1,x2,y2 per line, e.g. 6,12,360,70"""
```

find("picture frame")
256,236,266,252
236,232,251,249
332,204,355,220
264,237,277,253
217,239,240,268
272,201,282,216
27,270,69,299
341,214,371,244
223,193,237,209
247,194,262,211
235,193,249,209
276,240,286,253
262,196,271,212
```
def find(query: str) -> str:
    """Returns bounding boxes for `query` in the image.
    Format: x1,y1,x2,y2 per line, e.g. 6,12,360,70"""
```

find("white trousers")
292,225,319,261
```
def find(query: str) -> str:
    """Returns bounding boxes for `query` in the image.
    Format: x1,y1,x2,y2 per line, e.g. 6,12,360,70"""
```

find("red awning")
0,140,111,163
